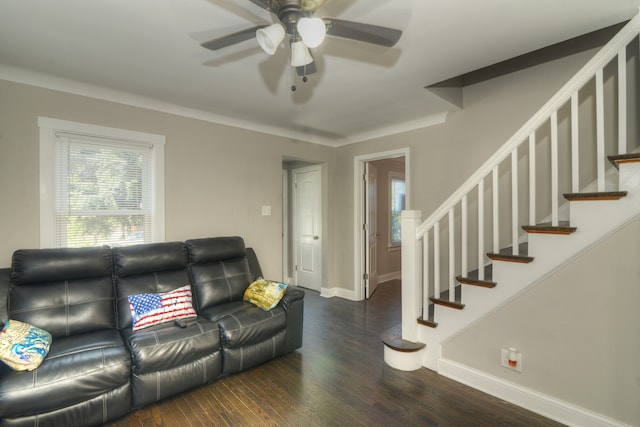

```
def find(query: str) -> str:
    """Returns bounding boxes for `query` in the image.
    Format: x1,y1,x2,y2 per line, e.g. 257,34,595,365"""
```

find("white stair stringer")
416,160,640,372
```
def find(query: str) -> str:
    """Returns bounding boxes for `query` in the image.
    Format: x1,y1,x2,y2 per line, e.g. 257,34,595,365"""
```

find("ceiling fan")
200,0,403,90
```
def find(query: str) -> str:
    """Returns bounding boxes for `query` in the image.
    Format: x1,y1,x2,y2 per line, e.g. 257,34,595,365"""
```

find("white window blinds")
39,117,165,249
54,133,153,248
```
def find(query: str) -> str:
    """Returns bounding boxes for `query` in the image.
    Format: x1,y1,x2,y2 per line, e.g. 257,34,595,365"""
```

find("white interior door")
293,165,322,291
365,162,379,298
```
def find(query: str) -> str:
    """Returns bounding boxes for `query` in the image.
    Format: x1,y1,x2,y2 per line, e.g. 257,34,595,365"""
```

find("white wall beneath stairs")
441,215,640,426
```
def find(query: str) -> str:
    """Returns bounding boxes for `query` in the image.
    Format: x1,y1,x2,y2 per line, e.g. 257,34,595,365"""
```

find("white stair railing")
401,12,640,340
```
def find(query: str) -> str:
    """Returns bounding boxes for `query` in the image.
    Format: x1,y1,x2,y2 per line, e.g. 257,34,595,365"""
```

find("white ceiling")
1,0,639,146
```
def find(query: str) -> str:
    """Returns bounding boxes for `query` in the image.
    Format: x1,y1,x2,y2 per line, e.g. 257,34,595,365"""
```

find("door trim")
353,148,410,301
292,164,322,291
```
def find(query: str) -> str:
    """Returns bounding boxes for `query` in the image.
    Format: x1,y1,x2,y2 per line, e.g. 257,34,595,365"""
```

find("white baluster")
571,93,580,193
618,48,627,155
511,150,519,255
551,111,559,226
492,167,499,253
478,178,485,281
529,132,536,225
596,68,605,192
434,221,440,300
461,195,468,278
422,232,430,320
448,208,455,302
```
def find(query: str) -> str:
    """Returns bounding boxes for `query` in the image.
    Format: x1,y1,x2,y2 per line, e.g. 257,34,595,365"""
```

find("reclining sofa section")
0,236,304,427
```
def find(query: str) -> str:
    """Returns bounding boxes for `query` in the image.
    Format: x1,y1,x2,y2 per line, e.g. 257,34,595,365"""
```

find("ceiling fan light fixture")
290,40,313,67
256,23,286,55
297,17,326,48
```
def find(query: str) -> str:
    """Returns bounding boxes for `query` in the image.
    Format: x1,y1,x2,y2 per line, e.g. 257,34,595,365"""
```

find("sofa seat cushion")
199,300,254,322
0,329,130,418
216,305,286,349
120,317,220,375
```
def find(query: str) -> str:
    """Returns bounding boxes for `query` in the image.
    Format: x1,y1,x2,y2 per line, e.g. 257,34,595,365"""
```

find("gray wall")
442,216,640,425
0,79,336,280
333,48,600,291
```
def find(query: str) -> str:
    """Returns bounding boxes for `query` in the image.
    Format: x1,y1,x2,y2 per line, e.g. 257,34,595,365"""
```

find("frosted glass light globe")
297,17,326,48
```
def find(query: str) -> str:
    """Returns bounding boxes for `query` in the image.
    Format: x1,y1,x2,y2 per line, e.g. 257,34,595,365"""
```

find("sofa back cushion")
113,242,191,330
10,246,116,338
185,237,252,311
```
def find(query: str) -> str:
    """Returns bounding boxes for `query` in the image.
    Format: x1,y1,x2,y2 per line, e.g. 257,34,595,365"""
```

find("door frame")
282,169,289,283
292,163,323,291
353,148,410,301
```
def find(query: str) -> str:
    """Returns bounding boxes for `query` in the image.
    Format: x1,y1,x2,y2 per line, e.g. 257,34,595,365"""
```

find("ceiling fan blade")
324,18,402,47
201,25,266,51
247,0,279,14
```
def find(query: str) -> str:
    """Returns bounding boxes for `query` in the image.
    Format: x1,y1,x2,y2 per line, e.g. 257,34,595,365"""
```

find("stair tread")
461,263,493,281
417,316,438,328
430,297,465,309
487,252,534,263
608,153,640,169
486,242,533,263
522,223,577,234
564,191,627,201
381,324,426,352
456,275,497,288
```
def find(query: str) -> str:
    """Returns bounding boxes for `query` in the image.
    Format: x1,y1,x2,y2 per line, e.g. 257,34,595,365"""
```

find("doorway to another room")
354,149,408,300
282,160,323,293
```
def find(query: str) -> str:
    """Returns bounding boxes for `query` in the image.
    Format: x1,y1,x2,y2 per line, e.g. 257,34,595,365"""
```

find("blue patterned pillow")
0,319,52,371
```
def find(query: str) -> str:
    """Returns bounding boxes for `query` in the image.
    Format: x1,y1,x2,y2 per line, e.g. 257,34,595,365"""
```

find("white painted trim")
383,345,424,371
378,271,401,283
38,116,166,248
320,286,358,301
0,65,446,148
354,148,410,301
282,169,289,283
438,359,633,427
332,113,448,147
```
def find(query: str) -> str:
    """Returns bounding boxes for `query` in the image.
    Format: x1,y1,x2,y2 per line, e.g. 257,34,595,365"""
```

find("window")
39,117,165,248
390,174,406,246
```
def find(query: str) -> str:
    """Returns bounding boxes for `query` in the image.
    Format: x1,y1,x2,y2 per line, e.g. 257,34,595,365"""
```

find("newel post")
401,210,422,342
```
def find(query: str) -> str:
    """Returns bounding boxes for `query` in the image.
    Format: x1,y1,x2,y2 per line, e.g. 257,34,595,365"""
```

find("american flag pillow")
128,285,197,332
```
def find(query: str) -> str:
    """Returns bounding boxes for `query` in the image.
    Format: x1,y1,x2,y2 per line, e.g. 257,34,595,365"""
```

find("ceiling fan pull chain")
291,65,297,92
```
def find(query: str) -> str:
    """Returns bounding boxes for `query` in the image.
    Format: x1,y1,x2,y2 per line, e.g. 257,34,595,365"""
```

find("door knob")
313,236,319,240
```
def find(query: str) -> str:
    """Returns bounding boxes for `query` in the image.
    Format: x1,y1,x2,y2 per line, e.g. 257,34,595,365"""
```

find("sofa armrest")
245,248,263,282
279,285,304,353
0,268,11,325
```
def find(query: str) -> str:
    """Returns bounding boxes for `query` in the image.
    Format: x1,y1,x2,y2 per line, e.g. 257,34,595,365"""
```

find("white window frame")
388,171,405,250
38,117,165,248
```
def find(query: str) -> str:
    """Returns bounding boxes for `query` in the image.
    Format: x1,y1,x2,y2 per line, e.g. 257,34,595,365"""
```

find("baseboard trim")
320,287,358,301
378,271,401,283
438,359,631,427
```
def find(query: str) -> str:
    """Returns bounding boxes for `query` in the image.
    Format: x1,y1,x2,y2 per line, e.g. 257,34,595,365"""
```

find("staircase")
384,10,640,377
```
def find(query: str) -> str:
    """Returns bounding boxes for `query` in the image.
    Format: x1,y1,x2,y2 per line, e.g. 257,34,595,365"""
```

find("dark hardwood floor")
108,280,564,426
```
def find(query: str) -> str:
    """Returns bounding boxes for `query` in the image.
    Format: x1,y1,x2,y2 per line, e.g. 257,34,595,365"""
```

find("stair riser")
619,160,640,192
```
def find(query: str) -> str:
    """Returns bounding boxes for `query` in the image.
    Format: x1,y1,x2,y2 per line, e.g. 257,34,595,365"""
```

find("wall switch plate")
501,348,522,372
261,205,271,216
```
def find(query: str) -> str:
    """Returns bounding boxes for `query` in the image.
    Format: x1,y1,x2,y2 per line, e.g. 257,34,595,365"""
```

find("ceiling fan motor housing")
278,0,303,34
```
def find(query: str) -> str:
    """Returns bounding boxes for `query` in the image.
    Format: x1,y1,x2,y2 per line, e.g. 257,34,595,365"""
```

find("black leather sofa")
0,236,304,426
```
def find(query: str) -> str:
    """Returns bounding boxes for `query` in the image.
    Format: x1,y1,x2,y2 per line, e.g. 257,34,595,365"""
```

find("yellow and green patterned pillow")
0,319,52,371
243,278,288,311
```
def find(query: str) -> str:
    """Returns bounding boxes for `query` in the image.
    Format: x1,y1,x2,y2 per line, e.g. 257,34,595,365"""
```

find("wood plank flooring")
108,280,564,426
